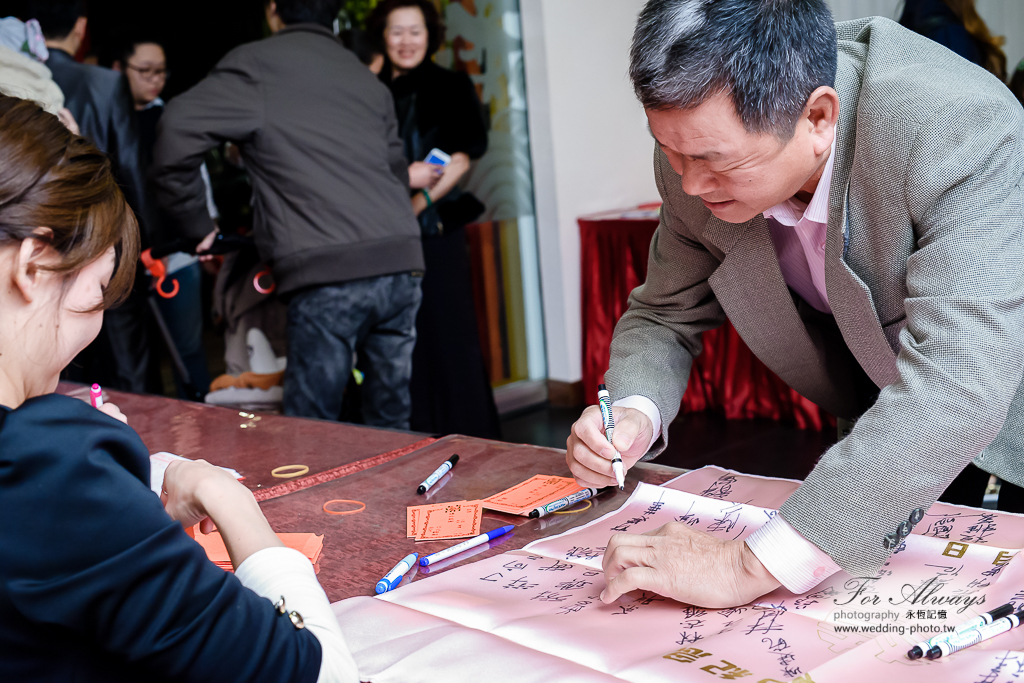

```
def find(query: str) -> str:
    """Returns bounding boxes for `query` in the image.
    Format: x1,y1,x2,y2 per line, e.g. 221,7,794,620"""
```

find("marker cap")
991,603,1015,621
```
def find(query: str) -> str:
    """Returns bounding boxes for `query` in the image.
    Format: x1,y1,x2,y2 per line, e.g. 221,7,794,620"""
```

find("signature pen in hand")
597,384,625,490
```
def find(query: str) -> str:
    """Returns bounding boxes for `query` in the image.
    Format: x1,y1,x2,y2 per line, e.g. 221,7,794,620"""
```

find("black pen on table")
417,454,459,495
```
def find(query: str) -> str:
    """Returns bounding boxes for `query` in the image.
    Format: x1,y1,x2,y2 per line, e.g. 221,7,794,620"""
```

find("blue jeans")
283,273,422,428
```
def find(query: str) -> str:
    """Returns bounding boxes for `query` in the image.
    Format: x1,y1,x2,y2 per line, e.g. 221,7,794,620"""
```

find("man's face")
647,93,826,224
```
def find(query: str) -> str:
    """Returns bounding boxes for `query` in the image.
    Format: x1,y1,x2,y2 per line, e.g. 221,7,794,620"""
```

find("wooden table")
59,384,685,602
60,383,430,492
259,434,682,601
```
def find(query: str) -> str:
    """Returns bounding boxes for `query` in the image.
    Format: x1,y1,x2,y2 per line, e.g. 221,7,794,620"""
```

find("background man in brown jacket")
153,0,429,428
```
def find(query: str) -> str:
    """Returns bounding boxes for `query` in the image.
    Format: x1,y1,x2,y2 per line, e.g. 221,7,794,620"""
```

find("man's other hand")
601,523,781,608
566,405,653,489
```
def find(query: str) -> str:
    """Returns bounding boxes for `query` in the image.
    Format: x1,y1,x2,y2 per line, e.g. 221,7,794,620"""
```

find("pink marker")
90,383,104,408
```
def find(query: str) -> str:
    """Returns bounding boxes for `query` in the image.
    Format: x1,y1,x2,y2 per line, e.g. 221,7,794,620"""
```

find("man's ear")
803,86,839,156
12,229,55,304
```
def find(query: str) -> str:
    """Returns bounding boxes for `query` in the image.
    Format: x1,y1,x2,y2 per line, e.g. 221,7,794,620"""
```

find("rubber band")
553,499,593,515
323,499,366,515
271,464,309,478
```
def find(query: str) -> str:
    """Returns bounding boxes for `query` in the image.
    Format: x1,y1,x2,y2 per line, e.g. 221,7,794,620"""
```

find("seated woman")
0,95,356,682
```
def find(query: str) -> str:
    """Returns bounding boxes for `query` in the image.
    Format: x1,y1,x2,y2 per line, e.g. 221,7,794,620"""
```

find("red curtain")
579,214,835,431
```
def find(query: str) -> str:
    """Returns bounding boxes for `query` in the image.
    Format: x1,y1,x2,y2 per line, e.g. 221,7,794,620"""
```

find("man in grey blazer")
568,0,1024,608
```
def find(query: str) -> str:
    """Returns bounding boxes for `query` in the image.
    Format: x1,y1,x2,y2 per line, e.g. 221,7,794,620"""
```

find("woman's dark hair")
0,95,139,309
899,0,1007,81
104,31,165,71
367,0,446,58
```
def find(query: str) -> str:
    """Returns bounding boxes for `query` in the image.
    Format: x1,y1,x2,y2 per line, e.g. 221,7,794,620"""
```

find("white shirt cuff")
612,395,662,453
236,547,359,683
745,515,841,594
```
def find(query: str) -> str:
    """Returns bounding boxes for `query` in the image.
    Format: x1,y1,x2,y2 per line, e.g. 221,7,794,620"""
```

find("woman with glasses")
111,34,213,401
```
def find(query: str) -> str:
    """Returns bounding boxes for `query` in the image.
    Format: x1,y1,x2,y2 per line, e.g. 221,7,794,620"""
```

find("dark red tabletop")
58,384,685,602
259,434,682,601
59,382,429,492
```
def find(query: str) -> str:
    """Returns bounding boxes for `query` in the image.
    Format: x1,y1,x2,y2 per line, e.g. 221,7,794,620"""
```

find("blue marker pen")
375,552,418,594
420,525,515,566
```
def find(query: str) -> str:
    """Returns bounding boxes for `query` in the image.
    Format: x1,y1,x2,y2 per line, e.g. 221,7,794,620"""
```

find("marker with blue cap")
376,552,418,594
420,525,515,566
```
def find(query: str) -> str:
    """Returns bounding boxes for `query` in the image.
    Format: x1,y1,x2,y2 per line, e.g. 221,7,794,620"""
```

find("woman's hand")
408,161,443,189
98,402,128,424
161,459,283,567
161,459,244,534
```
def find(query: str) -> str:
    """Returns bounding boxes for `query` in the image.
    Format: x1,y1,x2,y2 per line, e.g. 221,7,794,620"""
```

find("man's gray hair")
630,0,838,138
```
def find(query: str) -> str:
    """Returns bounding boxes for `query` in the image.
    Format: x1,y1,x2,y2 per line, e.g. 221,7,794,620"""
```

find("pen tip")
416,485,426,494
619,485,625,491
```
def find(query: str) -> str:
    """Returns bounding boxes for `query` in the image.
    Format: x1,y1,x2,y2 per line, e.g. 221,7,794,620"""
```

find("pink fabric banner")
333,467,1024,682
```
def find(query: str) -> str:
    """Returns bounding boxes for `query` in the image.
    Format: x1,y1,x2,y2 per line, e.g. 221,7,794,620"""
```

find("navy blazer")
45,49,157,246
0,394,321,682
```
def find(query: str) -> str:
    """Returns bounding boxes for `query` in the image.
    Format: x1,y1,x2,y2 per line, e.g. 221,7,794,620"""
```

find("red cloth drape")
579,212,835,431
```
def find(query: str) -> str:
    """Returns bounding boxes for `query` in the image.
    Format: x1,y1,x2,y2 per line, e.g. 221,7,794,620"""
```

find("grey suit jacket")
606,17,1024,577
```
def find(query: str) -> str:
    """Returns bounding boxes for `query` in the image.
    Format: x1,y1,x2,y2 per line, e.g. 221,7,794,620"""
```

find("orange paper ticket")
482,475,586,516
405,503,437,538
194,530,324,569
410,500,483,541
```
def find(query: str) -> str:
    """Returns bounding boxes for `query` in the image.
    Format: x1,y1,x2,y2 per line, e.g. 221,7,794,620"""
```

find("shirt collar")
763,136,837,226
141,97,165,110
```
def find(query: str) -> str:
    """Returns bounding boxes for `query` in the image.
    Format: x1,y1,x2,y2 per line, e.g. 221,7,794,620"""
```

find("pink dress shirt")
619,141,843,593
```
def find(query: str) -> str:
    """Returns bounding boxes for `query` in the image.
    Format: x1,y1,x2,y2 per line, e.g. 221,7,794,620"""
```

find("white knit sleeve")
235,547,359,683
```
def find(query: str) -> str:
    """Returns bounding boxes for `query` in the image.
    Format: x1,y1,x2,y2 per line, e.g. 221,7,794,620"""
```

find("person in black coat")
899,0,1007,80
369,0,501,439
0,94,357,682
30,0,161,396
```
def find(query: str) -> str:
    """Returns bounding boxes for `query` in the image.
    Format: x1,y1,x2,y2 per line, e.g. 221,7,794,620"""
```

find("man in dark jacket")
32,0,160,396
152,0,426,428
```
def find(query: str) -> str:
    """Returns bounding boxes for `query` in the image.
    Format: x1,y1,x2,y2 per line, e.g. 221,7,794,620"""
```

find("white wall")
521,0,655,384
524,0,1024,386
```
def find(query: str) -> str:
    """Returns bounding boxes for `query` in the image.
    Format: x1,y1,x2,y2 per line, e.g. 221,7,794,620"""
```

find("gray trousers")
283,273,422,428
